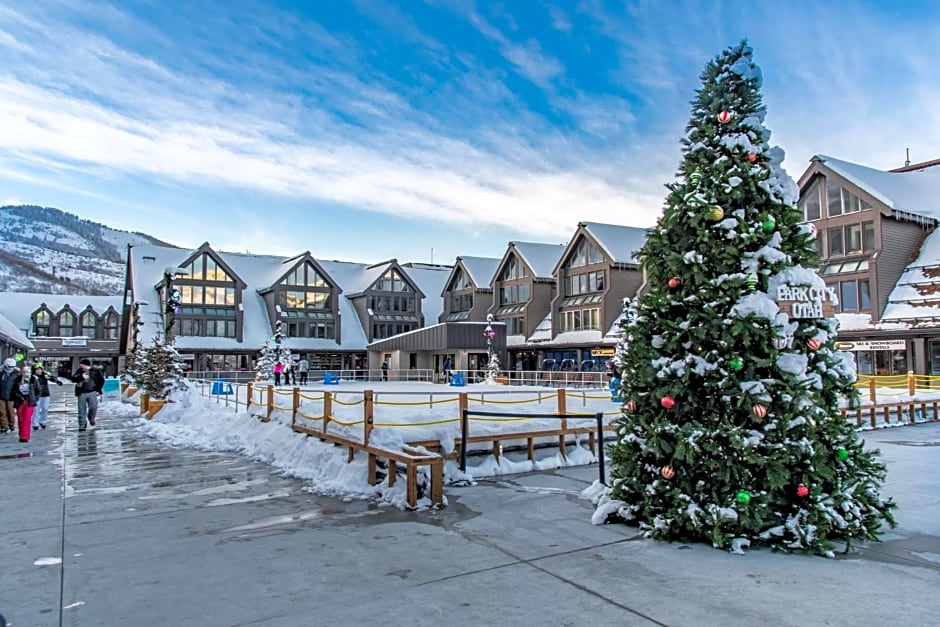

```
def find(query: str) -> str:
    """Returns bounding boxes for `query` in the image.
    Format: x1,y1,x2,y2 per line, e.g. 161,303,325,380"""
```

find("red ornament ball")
796,484,810,498
747,152,758,163
661,396,675,409
717,110,732,124
668,277,681,289
626,399,637,412
752,404,767,418
661,466,676,480
807,338,822,350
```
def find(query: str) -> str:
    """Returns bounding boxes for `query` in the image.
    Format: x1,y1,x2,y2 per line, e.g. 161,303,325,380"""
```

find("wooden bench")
367,445,444,509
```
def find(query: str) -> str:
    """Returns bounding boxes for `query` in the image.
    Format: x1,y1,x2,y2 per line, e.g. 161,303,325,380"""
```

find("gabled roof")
0,293,122,334
452,256,500,292
580,222,648,265
0,310,33,350
400,263,451,323
812,155,940,219
509,242,566,280
257,253,341,295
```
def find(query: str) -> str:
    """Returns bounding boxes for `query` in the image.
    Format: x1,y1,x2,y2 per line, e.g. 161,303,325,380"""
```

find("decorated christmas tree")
138,337,188,400
595,42,895,555
123,341,147,387
256,320,289,381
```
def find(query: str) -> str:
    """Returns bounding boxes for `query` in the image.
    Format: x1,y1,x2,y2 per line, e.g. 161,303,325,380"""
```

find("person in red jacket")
13,366,41,442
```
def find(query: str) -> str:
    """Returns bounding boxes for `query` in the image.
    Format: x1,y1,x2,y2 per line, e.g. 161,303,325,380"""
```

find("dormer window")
375,268,411,292
449,268,471,291
103,312,119,340
33,309,51,337
80,311,97,338
284,262,327,288
59,310,75,337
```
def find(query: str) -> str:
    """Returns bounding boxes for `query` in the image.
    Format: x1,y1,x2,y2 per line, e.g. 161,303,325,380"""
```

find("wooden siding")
369,322,507,353
605,267,643,328
876,219,932,318
528,281,555,337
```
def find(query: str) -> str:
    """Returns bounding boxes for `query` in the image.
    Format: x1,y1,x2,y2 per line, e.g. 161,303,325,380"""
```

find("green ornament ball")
837,447,849,461
728,357,744,371
762,216,776,231
735,490,751,505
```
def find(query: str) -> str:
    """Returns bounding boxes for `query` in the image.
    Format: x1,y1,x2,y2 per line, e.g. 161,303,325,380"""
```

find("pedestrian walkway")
0,389,938,626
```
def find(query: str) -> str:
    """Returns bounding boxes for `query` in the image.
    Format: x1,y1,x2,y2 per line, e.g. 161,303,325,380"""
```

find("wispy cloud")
0,0,937,262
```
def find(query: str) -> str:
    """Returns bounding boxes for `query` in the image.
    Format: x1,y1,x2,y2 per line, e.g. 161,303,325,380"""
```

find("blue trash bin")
211,379,234,395
449,372,465,387
323,372,339,385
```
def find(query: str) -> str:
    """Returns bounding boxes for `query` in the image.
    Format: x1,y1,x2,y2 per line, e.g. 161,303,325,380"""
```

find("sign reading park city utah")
776,285,837,319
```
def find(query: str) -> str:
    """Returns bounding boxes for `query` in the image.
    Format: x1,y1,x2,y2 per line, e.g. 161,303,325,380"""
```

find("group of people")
0,358,63,441
0,357,105,441
272,358,310,386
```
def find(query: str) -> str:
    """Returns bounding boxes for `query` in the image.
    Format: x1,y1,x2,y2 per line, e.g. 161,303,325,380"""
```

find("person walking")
31,364,62,430
381,361,389,381
72,359,104,431
298,358,309,385
13,366,41,442
442,357,452,383
273,361,284,386
0,357,19,434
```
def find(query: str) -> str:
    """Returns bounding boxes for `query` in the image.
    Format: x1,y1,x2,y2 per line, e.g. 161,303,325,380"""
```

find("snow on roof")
0,310,33,349
816,155,940,219
879,229,940,326
513,242,566,279
457,256,500,290
0,292,122,334
581,222,648,265
527,311,553,342
129,244,449,350
552,330,605,346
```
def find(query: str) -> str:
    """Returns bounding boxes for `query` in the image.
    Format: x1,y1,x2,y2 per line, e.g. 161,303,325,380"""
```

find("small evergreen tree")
123,342,147,387
597,42,895,555
256,320,289,381
138,337,187,400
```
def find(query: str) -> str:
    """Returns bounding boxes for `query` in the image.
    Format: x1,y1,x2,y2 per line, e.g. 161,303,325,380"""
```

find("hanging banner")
776,285,837,319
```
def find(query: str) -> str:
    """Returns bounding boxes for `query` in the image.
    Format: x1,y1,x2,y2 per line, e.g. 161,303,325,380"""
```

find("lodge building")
3,155,939,379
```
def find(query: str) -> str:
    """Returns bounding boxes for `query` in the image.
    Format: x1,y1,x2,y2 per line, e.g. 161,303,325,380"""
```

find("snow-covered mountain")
0,205,175,295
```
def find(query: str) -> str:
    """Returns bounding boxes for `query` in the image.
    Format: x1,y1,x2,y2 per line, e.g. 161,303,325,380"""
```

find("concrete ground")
0,389,938,627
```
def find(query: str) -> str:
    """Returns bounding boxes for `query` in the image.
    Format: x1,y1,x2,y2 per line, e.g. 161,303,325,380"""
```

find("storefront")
834,339,908,375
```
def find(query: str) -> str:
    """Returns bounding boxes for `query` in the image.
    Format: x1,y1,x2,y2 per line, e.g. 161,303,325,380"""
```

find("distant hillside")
0,205,176,295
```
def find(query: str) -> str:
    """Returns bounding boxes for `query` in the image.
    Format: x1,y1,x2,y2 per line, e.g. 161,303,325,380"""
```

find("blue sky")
0,1,938,264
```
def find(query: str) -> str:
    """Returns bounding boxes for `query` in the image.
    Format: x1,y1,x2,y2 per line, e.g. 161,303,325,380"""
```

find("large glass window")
499,256,529,281
825,181,873,217
863,222,875,251
845,224,862,254
284,262,327,288
564,238,605,268
500,283,531,305
179,254,232,282
182,286,235,305
800,178,822,221
828,227,844,256
567,270,605,296
58,311,75,337
840,281,859,312
449,268,471,290
375,268,411,292
859,279,871,311
561,308,600,331
281,291,331,309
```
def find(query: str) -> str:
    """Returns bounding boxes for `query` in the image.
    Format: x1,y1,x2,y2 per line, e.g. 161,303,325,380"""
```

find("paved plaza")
0,389,938,626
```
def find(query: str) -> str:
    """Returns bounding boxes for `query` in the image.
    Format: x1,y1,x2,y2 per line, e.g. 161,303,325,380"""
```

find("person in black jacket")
71,359,104,431
13,366,42,443
31,364,62,430
0,357,18,434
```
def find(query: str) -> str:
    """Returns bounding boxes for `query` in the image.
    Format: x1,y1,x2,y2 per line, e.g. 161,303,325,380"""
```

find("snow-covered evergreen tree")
595,42,895,555
256,320,289,381
484,314,500,383
138,337,188,400
123,342,147,387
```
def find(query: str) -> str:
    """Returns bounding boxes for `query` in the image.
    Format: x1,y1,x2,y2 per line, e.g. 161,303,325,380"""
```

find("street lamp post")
164,269,185,344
